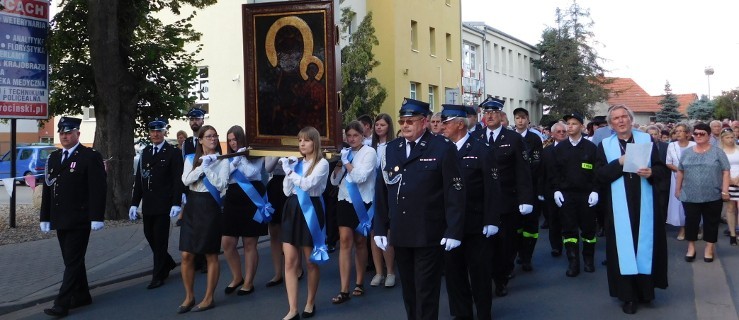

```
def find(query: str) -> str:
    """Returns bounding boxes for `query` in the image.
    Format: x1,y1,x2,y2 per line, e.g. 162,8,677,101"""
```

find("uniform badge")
420,140,427,148
491,168,499,180
394,166,399,172
533,150,540,160
522,151,529,161
452,177,463,191
70,162,77,172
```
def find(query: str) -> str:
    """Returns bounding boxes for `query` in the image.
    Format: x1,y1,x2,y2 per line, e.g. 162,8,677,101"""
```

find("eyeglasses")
398,117,423,126
692,132,707,137
203,134,219,140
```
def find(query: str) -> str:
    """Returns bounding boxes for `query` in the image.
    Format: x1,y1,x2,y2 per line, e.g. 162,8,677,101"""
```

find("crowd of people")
37,100,739,319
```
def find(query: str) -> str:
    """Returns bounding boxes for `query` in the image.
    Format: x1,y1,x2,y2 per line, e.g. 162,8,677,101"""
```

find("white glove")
169,206,182,218
345,173,354,183
236,147,248,153
374,236,388,251
181,193,187,206
200,154,217,167
39,221,50,233
519,204,533,215
231,155,243,168
287,156,298,170
440,238,461,251
554,191,564,207
482,225,499,238
91,221,104,231
280,157,292,173
537,195,545,201
340,148,351,165
128,206,138,221
588,192,599,207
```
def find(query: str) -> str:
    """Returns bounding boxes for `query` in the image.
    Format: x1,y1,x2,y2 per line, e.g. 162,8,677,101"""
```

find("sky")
461,0,738,98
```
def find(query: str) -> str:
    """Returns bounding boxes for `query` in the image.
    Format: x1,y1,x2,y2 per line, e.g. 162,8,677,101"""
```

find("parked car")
0,144,58,185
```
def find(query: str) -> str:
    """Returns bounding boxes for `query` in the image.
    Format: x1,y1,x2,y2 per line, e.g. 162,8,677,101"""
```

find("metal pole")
9,119,16,228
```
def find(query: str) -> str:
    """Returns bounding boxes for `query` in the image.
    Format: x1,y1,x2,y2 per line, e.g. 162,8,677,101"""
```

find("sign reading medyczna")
0,0,49,119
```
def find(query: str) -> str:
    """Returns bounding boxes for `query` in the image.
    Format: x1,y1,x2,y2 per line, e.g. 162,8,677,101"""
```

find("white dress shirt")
182,154,230,196
283,158,329,197
486,126,503,142
330,145,377,203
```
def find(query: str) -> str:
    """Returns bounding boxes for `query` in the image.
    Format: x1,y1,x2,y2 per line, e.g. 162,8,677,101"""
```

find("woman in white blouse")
221,126,267,296
665,123,695,240
280,127,329,320
369,113,397,288
178,125,229,313
329,121,377,303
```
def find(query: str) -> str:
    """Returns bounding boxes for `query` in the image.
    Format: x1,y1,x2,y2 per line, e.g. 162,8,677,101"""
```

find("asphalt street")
0,185,33,205
4,223,739,320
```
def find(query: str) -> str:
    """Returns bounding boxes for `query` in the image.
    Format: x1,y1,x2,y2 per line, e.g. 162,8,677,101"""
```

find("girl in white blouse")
370,113,397,288
330,121,377,303
178,125,229,313
280,126,329,320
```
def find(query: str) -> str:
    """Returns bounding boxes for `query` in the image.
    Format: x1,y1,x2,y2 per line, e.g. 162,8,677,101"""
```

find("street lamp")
704,66,714,99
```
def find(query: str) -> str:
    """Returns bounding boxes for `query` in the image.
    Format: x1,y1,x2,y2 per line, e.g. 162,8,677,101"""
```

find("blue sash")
603,130,654,275
294,160,329,265
230,158,274,223
186,154,223,207
344,150,373,236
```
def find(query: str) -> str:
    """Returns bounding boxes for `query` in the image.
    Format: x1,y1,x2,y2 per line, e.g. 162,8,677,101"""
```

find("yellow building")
342,0,462,115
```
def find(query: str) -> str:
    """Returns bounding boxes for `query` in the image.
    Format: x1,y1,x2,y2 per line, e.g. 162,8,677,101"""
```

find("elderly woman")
665,124,695,240
675,123,731,263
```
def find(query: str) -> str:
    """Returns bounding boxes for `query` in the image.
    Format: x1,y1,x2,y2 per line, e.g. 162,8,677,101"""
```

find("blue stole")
344,150,374,237
294,160,330,265
603,130,654,275
186,154,223,207
229,158,274,223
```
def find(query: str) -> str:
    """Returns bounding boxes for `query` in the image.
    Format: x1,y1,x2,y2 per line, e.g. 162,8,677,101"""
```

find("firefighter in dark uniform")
129,118,184,289
439,104,501,320
40,117,107,317
374,98,465,320
471,96,533,297
512,107,543,272
551,113,599,277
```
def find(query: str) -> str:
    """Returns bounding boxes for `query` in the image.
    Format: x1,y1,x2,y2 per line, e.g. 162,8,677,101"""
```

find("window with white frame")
428,85,436,111
410,82,417,99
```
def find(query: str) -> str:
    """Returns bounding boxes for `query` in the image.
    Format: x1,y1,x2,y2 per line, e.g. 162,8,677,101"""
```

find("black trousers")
683,199,723,243
395,245,444,320
55,228,91,308
491,212,520,286
560,191,596,241
546,197,563,252
143,214,175,280
444,233,493,320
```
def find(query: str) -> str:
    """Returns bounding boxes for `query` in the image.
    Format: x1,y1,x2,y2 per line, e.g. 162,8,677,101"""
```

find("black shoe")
177,299,196,314
495,284,508,297
225,279,244,294
704,256,714,263
266,278,284,287
147,279,165,289
284,313,301,320
69,296,92,309
301,305,316,318
163,260,177,279
685,254,696,262
44,305,69,317
551,249,562,257
237,286,255,296
191,303,215,312
622,301,637,314
731,236,737,246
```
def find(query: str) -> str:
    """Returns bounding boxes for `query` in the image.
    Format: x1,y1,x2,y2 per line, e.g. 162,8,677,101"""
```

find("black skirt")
221,182,268,237
266,175,287,225
336,199,372,230
180,191,222,254
281,194,325,247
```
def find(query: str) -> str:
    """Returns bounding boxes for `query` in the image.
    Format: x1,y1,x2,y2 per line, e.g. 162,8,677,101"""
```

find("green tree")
533,1,611,118
49,0,215,219
714,89,739,120
687,95,714,121
655,81,683,123
339,9,387,125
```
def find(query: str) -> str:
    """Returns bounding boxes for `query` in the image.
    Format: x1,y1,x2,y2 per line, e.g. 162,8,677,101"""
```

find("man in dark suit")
440,104,501,320
374,98,465,320
465,105,483,133
512,107,543,272
40,117,107,317
471,97,534,297
129,118,183,289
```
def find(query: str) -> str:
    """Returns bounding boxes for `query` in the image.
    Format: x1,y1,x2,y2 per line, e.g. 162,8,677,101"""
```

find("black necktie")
153,146,158,155
489,133,495,145
62,150,69,164
408,141,416,149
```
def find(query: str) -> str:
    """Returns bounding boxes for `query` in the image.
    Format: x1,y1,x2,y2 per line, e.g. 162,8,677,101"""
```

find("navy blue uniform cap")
57,117,81,133
479,96,505,110
399,98,431,117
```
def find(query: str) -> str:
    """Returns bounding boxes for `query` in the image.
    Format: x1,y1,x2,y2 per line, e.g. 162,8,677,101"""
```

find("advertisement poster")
0,0,49,119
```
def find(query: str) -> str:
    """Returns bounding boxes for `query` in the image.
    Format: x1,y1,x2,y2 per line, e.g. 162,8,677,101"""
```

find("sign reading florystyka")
0,0,49,119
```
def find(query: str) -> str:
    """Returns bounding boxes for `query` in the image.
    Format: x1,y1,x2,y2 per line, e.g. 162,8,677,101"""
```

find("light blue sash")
229,158,274,223
603,130,654,275
294,160,330,265
344,150,373,236
186,154,223,207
